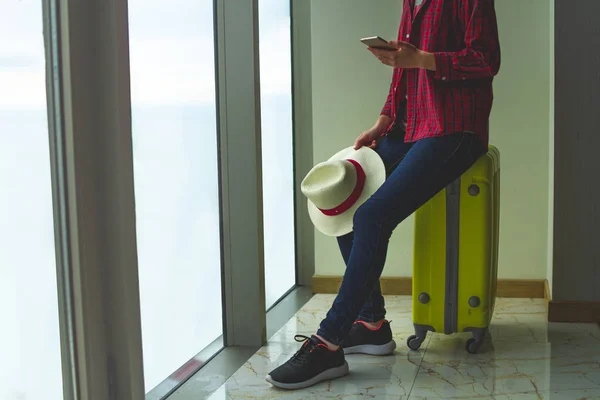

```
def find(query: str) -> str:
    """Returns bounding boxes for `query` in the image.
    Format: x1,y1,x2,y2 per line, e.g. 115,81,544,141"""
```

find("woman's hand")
368,41,435,70
354,127,381,150
354,116,392,150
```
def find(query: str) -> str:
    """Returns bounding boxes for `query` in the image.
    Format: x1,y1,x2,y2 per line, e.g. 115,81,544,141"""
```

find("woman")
267,0,501,390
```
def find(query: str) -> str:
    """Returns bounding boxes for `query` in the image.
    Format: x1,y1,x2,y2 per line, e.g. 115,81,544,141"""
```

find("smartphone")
360,36,397,51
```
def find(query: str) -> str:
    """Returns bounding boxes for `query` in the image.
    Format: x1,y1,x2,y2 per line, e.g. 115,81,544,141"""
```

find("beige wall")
310,0,553,279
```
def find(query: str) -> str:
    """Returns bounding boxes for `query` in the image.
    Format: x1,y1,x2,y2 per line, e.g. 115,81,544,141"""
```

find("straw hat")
301,146,386,237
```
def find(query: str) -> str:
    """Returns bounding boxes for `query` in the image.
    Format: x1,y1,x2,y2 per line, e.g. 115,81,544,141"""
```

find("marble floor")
207,295,600,399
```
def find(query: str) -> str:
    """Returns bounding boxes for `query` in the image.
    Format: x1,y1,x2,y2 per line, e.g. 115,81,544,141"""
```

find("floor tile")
409,388,600,399
204,295,600,400
270,295,417,344
206,339,420,399
268,294,331,341
493,298,547,315
534,389,600,399
410,334,600,398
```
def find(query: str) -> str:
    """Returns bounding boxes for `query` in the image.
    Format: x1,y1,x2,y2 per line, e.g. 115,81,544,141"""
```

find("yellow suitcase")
408,145,500,354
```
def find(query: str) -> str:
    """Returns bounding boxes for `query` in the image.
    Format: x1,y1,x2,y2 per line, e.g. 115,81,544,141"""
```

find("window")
127,0,223,394
0,1,63,398
259,0,297,310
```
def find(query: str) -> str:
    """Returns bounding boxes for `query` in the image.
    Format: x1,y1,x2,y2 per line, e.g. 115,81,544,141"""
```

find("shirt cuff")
433,52,454,81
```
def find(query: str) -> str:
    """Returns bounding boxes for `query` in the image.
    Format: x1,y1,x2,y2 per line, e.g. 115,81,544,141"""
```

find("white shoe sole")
343,340,397,356
265,362,349,390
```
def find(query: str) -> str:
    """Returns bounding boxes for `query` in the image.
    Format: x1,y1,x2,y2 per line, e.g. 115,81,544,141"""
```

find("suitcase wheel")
407,335,425,351
466,338,483,354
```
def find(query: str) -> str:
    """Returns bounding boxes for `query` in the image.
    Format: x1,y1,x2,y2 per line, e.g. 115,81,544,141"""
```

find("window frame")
42,0,315,396
44,0,145,398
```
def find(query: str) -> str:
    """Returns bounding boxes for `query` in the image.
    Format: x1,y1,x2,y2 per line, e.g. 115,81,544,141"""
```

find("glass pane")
0,1,63,399
259,0,296,309
127,0,223,395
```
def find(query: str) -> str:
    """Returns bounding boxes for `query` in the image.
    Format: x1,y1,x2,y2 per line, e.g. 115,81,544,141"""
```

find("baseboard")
548,301,600,323
312,276,547,299
495,279,547,298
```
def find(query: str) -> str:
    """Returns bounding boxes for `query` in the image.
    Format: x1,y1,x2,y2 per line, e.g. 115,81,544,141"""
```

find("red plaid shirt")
382,0,501,145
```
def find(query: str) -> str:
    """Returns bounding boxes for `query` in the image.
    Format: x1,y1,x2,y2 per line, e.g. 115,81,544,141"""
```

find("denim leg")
337,232,386,323
318,133,486,344
358,280,386,323
335,127,412,323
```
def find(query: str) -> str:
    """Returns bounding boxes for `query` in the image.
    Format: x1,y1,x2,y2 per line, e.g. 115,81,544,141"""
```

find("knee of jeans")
353,201,381,231
353,201,399,237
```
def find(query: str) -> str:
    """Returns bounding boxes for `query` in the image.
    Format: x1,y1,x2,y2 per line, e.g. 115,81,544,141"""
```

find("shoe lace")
290,335,324,365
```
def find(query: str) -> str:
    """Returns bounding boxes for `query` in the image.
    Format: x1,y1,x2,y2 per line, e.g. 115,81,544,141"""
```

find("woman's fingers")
354,135,365,150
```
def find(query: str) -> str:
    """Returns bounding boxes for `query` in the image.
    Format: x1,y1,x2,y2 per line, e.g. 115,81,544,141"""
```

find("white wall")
310,0,553,280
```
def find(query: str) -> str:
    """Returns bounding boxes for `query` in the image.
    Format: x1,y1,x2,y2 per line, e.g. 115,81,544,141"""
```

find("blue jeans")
317,125,486,345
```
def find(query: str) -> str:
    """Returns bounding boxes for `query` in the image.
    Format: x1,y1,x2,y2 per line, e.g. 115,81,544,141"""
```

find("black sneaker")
266,335,349,390
341,320,397,355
